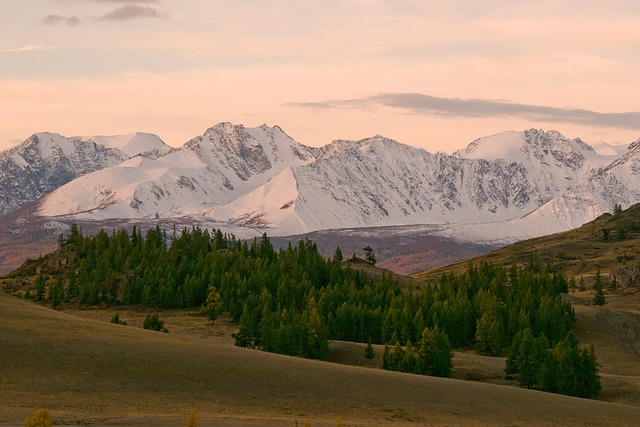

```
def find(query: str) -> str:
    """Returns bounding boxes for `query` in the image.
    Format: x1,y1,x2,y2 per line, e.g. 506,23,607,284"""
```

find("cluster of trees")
382,325,452,377
31,225,600,397
506,329,600,397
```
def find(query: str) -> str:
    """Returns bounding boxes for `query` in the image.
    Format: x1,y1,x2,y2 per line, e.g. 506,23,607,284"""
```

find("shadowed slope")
1,294,640,426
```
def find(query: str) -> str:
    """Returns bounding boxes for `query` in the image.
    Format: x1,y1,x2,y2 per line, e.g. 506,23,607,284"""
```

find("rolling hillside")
2,292,640,426
411,202,640,284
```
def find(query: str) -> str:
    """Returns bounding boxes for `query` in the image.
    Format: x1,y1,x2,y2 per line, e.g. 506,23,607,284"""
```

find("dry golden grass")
2,293,640,426
411,204,640,284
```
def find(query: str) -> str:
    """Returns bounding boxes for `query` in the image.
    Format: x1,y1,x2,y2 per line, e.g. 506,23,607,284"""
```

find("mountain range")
0,123,638,273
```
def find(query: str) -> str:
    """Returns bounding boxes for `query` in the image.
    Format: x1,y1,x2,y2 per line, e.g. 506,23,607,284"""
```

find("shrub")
110,313,127,325
144,312,168,332
24,408,52,427
184,412,198,427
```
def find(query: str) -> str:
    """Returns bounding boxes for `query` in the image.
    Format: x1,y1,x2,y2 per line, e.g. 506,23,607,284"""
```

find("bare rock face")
0,133,129,217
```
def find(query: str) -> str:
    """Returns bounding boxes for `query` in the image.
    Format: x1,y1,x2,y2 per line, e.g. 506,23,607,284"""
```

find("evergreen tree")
475,311,504,355
382,344,392,370
418,325,452,378
35,275,46,301
110,313,127,325
143,312,168,332
579,276,586,292
365,337,375,360
362,246,376,265
332,246,344,264
593,270,606,306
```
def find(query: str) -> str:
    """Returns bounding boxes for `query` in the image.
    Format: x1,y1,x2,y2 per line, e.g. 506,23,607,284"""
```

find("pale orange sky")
1,1,640,152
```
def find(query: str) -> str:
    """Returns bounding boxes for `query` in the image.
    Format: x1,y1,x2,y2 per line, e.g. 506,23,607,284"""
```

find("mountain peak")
76,132,169,158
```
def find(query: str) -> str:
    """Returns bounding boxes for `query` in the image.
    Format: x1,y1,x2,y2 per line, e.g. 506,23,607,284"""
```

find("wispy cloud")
97,4,168,21
43,15,81,26
287,93,640,130
2,45,47,53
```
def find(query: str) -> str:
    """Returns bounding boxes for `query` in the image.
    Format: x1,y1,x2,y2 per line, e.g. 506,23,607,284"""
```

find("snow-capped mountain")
209,129,640,239
0,133,127,217
590,141,630,156
28,125,640,247
0,132,171,218
37,123,318,220
75,132,172,159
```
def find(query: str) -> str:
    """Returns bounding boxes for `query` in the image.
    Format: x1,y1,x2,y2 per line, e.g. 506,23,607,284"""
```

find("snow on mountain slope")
210,132,599,235
29,124,640,246
76,132,172,159
0,133,129,217
586,139,640,209
38,123,318,220
590,141,629,156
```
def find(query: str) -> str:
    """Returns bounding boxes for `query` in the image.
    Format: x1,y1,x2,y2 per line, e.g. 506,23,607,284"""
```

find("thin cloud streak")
2,45,47,53
288,93,640,131
97,5,168,22
43,15,81,26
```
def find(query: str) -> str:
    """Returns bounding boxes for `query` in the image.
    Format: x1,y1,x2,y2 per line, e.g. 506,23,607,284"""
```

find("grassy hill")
411,202,640,284
2,293,640,426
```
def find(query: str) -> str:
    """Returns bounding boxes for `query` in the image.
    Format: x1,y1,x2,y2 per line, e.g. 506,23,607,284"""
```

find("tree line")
28,224,599,397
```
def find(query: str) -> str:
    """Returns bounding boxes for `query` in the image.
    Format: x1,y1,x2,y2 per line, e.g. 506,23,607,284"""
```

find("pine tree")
364,337,375,360
475,311,503,356
333,246,343,264
418,325,452,378
35,275,46,301
579,276,586,292
362,246,376,265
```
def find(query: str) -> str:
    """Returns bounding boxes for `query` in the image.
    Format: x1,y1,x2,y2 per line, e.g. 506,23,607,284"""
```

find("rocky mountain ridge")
2,124,639,249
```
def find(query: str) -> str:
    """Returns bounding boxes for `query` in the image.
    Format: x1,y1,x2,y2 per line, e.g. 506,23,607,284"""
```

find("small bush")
110,313,127,325
143,312,168,332
24,408,52,427
184,411,197,427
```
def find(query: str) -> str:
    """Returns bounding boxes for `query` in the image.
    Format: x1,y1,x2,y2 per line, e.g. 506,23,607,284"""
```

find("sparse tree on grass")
364,337,375,360
144,312,168,332
593,277,606,306
110,313,127,325
579,276,586,292
24,408,52,427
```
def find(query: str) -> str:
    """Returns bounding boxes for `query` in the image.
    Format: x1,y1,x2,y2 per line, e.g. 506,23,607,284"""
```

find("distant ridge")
411,202,640,283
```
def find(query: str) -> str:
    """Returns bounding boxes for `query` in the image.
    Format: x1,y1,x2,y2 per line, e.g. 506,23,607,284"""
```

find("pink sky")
1,1,640,152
